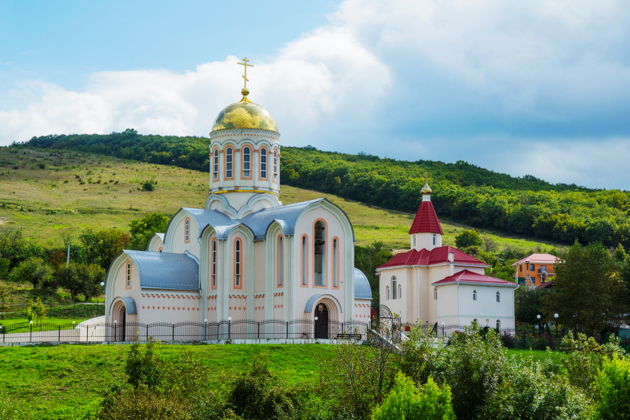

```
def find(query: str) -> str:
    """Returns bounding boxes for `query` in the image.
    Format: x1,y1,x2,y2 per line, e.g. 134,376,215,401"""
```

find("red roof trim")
378,246,486,269
409,200,443,234
432,269,517,286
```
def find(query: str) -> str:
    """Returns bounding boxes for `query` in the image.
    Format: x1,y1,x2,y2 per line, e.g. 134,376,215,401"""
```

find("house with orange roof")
513,253,559,288
376,184,517,332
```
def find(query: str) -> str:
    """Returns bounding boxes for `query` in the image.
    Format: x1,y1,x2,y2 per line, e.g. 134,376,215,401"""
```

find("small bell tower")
409,183,443,251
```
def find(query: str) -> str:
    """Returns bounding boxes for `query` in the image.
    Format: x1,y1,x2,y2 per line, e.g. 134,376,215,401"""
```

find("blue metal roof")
119,296,138,314
353,268,373,300
182,208,233,236
124,250,199,291
241,199,322,239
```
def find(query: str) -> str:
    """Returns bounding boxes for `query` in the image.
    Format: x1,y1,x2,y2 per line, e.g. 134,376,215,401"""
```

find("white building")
104,80,372,340
377,185,517,331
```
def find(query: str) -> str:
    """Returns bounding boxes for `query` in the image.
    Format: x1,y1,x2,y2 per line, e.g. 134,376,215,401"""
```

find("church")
377,184,517,332
104,59,372,340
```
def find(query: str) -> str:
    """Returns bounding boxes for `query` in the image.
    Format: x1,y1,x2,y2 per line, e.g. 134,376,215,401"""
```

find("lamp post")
113,320,117,342
536,314,542,336
227,316,232,341
553,313,559,337
314,316,318,339
204,318,208,341
29,320,33,342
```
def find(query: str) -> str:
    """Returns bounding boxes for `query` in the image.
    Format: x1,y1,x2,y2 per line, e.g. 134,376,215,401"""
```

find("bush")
400,324,446,384
372,373,455,420
561,332,626,392
100,386,191,420
141,180,156,191
595,356,630,420
228,357,299,420
125,340,163,390
436,326,508,419
500,332,516,349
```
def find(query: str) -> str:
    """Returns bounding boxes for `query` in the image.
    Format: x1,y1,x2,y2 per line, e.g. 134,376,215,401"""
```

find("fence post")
204,322,207,341
171,324,175,342
58,325,61,342
286,321,289,339
114,322,117,342
29,322,33,342
216,323,220,341
228,319,231,341
0,325,3,343
146,325,149,342
257,322,260,339
86,324,89,342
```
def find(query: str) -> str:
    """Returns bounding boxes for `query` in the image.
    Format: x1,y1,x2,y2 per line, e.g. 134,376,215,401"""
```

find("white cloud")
0,26,390,144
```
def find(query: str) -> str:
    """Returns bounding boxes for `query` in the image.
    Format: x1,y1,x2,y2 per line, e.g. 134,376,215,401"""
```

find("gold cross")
237,57,254,90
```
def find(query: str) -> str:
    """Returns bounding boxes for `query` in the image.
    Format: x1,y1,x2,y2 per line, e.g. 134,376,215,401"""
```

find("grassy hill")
23,132,630,248
0,343,563,419
0,147,556,252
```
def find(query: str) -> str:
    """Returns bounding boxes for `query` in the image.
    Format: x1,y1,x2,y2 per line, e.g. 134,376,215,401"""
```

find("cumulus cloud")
1,0,629,188
0,26,391,144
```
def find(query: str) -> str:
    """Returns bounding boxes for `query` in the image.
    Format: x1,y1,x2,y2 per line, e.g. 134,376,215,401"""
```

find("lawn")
0,147,559,252
0,343,564,420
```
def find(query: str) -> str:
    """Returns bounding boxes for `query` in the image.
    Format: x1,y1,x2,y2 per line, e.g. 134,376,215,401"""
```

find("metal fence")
0,319,370,344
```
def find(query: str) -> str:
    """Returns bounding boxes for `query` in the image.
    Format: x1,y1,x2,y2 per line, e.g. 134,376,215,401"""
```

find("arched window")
234,238,242,288
434,288,437,300
386,286,390,300
126,262,132,288
398,284,402,300
276,235,284,287
184,217,191,243
260,148,267,179
212,149,219,180
496,319,501,330
332,238,339,288
242,146,251,178
301,235,308,286
314,221,326,286
496,291,501,302
273,149,278,179
211,238,217,289
225,147,233,179
392,276,397,300
473,290,477,301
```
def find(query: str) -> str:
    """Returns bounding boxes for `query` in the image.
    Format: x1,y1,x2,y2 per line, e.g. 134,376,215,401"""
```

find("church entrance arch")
314,303,329,339
111,300,127,341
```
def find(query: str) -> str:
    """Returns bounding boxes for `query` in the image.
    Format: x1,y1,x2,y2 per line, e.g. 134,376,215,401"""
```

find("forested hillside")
24,130,630,247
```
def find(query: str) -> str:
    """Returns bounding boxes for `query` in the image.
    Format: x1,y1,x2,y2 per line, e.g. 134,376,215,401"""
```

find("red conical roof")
409,199,443,234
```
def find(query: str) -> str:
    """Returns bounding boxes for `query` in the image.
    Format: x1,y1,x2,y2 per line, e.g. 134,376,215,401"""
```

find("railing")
0,319,370,344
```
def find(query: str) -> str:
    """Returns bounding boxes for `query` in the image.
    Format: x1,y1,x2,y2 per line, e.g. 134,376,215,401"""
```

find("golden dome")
211,89,279,133
421,183,432,194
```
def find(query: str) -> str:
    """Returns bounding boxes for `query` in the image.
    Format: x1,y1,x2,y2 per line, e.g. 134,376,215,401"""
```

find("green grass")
0,147,559,251
0,343,338,419
0,343,565,419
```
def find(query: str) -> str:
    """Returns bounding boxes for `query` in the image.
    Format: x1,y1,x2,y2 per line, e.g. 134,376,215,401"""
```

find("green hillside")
24,131,630,248
0,147,554,252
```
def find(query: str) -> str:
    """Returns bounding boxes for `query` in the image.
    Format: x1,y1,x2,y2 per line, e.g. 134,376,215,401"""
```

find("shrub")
400,323,446,384
125,340,163,390
434,325,508,419
595,356,630,420
141,180,156,191
100,386,191,420
482,358,591,419
561,332,625,392
372,373,455,420
500,332,516,349
228,357,299,419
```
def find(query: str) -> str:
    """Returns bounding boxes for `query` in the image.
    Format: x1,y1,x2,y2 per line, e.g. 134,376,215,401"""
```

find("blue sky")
1,0,629,189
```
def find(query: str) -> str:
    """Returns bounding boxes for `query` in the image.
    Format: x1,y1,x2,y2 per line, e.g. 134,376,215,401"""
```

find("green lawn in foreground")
0,343,564,420
0,147,559,251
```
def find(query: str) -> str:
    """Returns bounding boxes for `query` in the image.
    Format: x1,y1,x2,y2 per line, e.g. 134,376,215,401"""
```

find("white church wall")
292,206,349,321
147,234,164,252
434,284,460,326
138,292,200,325
353,299,371,322
167,211,200,257
456,285,515,330
379,267,409,321
411,233,442,251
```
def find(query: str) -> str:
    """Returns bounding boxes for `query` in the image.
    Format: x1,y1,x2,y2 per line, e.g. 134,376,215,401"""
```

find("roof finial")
421,182,432,195
237,57,254,103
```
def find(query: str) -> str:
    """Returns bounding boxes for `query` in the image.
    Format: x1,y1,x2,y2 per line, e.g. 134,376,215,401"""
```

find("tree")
515,287,548,325
355,242,393,304
543,242,625,338
455,230,483,249
9,257,53,289
56,263,105,301
26,297,47,322
129,213,169,250
79,229,131,269
372,373,455,420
